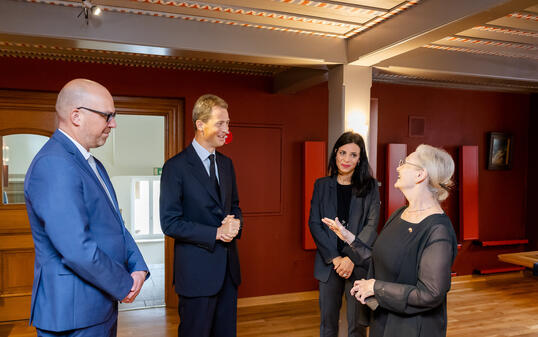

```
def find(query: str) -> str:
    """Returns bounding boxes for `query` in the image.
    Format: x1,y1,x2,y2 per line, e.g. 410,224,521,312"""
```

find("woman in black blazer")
325,144,458,337
309,132,380,337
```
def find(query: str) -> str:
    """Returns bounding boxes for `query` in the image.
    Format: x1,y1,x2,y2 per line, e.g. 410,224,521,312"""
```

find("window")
2,134,49,204
131,176,162,238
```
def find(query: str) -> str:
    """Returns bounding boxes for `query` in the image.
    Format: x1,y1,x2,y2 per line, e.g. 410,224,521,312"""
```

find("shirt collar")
58,128,92,160
192,138,215,161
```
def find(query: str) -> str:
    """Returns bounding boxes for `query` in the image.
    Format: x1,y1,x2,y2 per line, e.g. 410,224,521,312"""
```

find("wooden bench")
498,251,538,276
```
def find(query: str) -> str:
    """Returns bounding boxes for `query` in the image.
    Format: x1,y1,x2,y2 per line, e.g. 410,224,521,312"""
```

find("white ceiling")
0,0,536,91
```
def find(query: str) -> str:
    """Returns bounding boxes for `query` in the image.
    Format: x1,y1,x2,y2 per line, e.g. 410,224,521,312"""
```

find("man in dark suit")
24,79,149,337
160,94,242,337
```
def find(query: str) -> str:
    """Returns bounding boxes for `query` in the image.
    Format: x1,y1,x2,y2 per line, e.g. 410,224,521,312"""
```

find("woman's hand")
322,217,355,244
335,256,354,279
350,279,376,304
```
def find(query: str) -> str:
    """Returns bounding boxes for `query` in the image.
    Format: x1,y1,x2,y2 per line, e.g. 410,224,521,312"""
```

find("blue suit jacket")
24,130,149,332
160,144,242,297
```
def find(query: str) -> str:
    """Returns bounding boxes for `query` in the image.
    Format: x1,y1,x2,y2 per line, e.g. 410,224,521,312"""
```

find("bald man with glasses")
24,79,149,337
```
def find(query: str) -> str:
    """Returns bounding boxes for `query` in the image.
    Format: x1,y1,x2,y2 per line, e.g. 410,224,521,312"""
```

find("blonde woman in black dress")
324,144,457,337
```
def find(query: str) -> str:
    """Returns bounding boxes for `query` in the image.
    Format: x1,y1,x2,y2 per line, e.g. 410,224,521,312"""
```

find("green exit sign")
153,167,162,176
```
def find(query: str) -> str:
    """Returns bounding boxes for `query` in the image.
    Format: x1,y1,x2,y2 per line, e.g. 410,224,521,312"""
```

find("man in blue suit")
24,79,149,337
160,94,242,337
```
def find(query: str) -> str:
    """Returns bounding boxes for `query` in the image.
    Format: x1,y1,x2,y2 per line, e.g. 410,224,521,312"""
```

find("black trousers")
319,269,368,337
178,270,238,337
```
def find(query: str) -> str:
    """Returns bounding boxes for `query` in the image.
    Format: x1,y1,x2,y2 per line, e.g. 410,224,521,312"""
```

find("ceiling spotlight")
77,0,102,24
91,6,102,16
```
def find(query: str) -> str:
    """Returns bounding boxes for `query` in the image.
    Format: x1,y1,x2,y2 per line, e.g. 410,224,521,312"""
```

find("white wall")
92,115,166,265
91,114,165,177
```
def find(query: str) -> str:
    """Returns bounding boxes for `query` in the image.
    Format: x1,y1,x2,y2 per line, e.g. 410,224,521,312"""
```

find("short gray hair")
192,94,228,130
414,144,455,201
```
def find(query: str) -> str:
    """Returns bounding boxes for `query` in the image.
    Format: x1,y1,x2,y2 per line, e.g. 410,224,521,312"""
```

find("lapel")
348,193,362,235
327,177,338,218
216,152,229,208
186,144,222,206
94,159,121,209
327,177,338,242
53,131,122,223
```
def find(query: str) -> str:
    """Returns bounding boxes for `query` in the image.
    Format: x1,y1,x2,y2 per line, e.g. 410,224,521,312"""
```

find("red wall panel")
302,141,327,250
0,56,327,297
459,146,479,241
385,144,407,220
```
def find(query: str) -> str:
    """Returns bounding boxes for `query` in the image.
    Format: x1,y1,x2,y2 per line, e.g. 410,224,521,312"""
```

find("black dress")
366,206,458,337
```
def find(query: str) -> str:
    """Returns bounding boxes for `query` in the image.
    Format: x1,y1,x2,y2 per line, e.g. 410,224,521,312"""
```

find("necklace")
406,205,436,213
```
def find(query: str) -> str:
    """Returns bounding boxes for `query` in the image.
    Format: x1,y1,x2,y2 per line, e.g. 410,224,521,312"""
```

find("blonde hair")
414,144,455,201
192,94,228,130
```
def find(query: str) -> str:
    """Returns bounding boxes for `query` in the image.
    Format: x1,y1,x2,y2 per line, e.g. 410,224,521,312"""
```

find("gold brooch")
408,227,413,233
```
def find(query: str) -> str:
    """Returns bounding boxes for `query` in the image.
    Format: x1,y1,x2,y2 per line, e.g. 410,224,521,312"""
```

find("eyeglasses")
77,106,116,123
398,159,423,169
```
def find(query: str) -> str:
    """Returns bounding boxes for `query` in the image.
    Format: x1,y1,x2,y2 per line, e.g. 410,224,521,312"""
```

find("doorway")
0,90,183,322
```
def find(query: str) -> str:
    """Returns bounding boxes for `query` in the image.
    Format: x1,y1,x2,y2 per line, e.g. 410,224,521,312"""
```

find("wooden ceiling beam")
0,0,347,65
97,0,355,34
182,0,382,25
347,0,538,66
376,46,538,85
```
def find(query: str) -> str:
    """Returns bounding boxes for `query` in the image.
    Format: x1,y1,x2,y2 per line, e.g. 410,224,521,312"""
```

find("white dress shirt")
191,138,220,183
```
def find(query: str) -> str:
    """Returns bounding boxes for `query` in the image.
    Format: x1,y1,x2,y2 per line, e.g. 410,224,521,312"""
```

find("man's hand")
121,271,147,303
216,215,240,242
335,256,354,279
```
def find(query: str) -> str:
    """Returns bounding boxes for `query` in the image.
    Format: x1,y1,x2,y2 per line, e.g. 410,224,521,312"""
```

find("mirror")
2,134,49,204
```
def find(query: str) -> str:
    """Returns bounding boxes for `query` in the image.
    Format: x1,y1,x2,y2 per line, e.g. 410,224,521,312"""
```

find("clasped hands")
216,215,240,242
121,270,147,303
332,256,354,279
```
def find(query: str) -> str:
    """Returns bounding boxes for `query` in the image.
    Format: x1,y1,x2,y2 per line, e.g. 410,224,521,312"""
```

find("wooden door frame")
0,90,183,321
112,95,183,309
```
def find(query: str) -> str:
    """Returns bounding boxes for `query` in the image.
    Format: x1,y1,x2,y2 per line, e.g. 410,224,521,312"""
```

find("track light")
77,0,102,24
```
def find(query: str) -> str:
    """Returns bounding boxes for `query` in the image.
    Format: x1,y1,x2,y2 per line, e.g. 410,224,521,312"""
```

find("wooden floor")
2,272,537,337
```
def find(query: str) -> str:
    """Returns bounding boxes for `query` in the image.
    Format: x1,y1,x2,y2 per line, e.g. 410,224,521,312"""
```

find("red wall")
0,56,326,297
2,55,533,292
372,82,531,275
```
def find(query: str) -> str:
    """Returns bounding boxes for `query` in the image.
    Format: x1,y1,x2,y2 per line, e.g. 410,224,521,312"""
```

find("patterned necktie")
209,154,221,200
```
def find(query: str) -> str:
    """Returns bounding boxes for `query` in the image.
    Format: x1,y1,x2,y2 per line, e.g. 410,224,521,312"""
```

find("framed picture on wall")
487,132,512,170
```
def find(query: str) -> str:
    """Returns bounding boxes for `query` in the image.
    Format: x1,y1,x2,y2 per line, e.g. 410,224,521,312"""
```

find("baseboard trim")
238,290,319,308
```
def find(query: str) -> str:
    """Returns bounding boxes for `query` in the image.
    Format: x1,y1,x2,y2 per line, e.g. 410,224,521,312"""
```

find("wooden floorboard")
1,272,537,337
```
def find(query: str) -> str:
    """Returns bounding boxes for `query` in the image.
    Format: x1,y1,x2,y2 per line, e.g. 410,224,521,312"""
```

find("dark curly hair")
328,131,376,197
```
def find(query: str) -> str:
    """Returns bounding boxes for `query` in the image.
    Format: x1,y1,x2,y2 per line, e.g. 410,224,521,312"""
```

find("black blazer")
160,144,242,297
309,176,380,282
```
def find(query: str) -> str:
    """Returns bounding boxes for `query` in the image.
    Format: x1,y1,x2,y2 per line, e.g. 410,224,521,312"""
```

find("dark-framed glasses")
398,159,423,169
77,106,116,122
